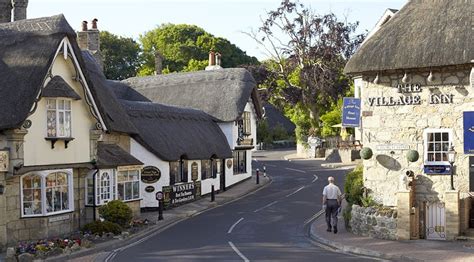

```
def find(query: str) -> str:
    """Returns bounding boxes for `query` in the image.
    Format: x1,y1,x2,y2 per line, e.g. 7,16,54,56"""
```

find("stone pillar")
444,190,460,240
4,129,27,176
396,190,411,240
0,0,12,23
12,0,28,21
90,130,102,161
0,172,7,250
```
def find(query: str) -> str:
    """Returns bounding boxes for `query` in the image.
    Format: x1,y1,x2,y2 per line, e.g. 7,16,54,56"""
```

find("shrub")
361,195,377,207
98,200,133,227
342,205,352,230
82,221,122,236
344,165,364,206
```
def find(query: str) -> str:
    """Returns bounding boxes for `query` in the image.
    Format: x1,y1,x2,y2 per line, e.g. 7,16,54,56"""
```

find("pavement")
309,202,474,262
43,175,271,262
284,152,360,169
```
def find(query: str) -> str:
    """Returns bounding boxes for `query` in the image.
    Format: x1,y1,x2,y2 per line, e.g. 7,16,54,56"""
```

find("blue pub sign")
342,98,361,127
463,111,474,154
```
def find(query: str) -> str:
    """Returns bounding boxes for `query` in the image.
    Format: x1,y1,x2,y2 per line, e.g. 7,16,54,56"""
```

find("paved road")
109,150,379,261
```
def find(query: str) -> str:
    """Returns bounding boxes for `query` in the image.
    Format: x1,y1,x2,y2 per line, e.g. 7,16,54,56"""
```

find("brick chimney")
12,0,28,21
0,0,12,23
77,19,103,69
205,50,222,71
155,50,163,75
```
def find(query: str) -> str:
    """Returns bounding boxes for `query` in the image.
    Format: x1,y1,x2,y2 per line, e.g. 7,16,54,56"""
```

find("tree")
138,24,258,75
246,0,364,140
100,31,142,80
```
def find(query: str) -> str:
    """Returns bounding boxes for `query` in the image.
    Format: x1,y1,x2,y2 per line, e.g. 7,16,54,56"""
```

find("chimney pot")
215,52,221,66
91,18,98,30
81,21,88,31
208,50,215,66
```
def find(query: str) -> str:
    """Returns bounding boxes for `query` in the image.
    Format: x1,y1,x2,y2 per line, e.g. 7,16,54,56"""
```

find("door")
425,201,446,240
220,160,226,192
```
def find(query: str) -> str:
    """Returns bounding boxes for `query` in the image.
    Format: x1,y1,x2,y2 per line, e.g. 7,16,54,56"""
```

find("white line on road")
312,174,318,183
228,217,244,234
285,186,305,198
285,167,306,173
304,209,325,226
228,241,250,262
253,200,278,213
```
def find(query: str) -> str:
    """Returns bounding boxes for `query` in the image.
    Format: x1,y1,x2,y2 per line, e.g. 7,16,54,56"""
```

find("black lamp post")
447,146,456,190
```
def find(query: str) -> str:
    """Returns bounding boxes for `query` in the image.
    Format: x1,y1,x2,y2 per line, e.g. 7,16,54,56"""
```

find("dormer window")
47,99,72,138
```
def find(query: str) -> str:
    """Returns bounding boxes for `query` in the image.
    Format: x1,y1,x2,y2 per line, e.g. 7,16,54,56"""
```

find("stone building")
345,0,473,240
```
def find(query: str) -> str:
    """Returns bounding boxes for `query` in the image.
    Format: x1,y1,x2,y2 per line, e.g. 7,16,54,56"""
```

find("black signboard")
145,186,155,193
141,166,161,184
171,182,196,205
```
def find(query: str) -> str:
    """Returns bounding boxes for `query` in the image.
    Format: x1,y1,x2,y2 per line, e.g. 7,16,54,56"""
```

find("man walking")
322,176,342,233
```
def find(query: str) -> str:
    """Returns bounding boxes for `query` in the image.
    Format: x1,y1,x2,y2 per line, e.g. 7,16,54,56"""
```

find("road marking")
285,167,306,173
312,174,318,183
304,209,325,226
285,186,305,198
228,241,250,262
228,217,244,234
253,200,278,212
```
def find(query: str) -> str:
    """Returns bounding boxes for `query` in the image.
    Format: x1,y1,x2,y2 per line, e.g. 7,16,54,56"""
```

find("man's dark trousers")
325,199,339,230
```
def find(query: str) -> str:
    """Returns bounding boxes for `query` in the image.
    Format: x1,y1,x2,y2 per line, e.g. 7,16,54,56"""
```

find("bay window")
118,170,140,201
21,170,73,217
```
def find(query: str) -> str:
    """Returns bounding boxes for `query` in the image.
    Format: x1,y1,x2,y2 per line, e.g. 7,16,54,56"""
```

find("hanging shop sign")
226,159,233,169
141,166,161,184
463,111,474,154
423,165,452,175
367,84,454,107
342,97,361,127
376,144,410,151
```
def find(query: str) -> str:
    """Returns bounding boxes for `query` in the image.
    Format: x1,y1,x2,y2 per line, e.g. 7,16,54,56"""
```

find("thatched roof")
0,15,138,134
263,102,295,134
344,0,473,74
120,100,232,161
123,68,263,122
0,15,75,130
43,76,81,100
96,143,143,168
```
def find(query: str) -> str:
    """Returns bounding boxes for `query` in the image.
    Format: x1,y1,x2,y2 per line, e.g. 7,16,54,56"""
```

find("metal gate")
426,201,446,240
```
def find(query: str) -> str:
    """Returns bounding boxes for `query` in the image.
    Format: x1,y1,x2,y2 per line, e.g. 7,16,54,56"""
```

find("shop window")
21,170,73,217
170,159,188,185
201,160,212,180
212,159,220,179
424,129,452,164
118,170,140,201
46,99,72,138
233,150,247,174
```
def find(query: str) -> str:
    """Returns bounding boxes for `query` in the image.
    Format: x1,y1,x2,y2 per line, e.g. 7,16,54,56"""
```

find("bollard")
211,185,215,202
256,168,260,184
263,166,267,177
158,200,164,220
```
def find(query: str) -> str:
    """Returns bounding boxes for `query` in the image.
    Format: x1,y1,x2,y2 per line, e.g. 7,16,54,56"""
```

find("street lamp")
447,146,456,190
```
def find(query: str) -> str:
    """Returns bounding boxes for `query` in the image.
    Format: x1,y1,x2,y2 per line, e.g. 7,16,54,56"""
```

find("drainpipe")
92,169,99,221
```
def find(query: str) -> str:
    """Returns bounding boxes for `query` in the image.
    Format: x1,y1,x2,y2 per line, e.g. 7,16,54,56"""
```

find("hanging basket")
360,147,373,160
406,150,419,162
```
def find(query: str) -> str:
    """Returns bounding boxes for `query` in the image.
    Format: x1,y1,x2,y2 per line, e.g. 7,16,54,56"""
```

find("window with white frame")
85,169,116,206
21,170,73,217
47,99,72,137
117,170,140,201
424,129,452,164
243,112,251,135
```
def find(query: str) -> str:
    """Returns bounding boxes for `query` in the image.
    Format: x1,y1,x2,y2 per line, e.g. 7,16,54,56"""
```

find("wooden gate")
425,201,446,240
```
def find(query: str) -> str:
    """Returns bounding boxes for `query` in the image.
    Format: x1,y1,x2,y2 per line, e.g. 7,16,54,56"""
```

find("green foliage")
98,200,133,227
344,165,364,206
100,31,142,80
406,150,420,162
138,23,258,74
343,205,352,229
257,120,291,144
361,195,377,207
360,147,373,160
82,221,122,236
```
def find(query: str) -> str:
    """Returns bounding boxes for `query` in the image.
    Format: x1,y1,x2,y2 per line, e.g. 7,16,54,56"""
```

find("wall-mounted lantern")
447,146,457,190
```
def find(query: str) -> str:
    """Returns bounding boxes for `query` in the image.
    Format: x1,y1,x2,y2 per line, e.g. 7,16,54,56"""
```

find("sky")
28,0,407,60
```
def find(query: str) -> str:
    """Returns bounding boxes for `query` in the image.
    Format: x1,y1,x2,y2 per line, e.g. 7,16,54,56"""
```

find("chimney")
155,51,163,75
0,0,12,23
12,0,28,21
205,50,223,71
77,19,103,69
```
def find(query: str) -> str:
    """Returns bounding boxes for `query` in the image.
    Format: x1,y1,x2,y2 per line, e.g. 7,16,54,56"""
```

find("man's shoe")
326,228,332,232
333,227,338,234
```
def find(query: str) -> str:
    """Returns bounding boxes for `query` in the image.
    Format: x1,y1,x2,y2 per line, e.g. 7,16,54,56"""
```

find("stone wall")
358,67,472,207
350,204,397,240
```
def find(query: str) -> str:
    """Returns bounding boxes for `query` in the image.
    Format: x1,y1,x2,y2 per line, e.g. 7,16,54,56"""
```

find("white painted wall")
24,52,95,166
130,138,170,208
